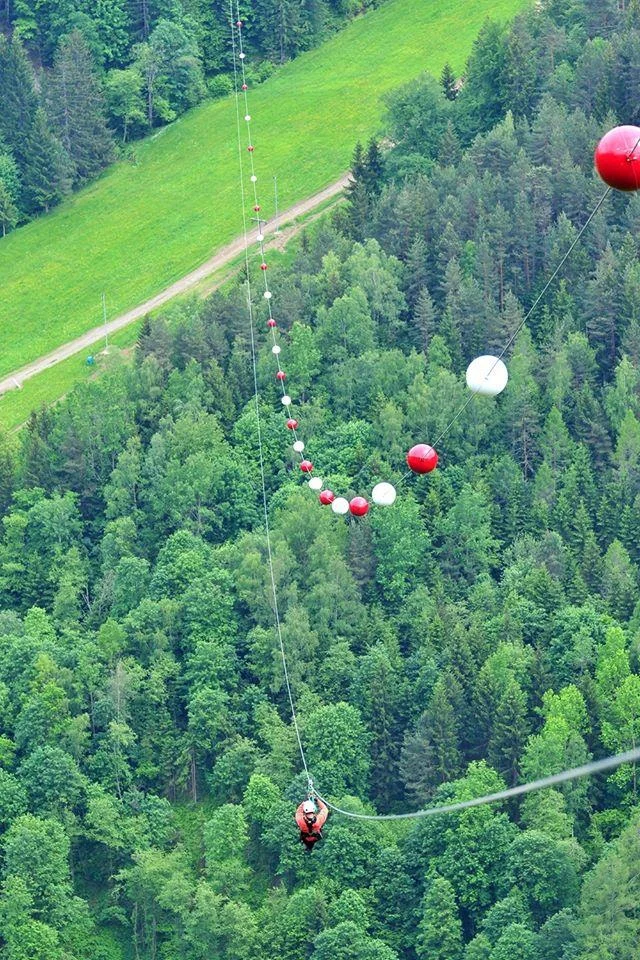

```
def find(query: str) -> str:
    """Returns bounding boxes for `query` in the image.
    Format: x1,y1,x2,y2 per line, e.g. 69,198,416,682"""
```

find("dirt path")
0,174,350,397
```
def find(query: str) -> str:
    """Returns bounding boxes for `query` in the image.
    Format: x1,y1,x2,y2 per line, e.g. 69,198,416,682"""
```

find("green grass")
0,0,528,390
0,236,301,430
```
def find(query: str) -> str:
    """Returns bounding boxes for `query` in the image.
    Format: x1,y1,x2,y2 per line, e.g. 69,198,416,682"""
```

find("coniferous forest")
2,0,640,958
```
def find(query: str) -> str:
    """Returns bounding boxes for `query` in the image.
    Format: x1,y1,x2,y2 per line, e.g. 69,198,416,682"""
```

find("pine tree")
488,680,530,785
0,36,67,214
413,287,437,351
441,61,457,100
47,30,115,185
417,875,463,960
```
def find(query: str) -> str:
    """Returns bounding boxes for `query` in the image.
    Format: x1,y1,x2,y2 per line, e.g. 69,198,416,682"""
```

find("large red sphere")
286,418,298,430
349,496,369,516
406,443,438,474
300,460,313,473
276,370,286,381
319,490,335,505
267,318,277,328
594,126,640,191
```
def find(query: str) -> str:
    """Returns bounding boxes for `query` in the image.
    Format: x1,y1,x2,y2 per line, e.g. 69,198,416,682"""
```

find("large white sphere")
372,482,397,506
465,355,509,396
308,477,322,490
281,395,291,406
293,440,304,453
331,497,350,515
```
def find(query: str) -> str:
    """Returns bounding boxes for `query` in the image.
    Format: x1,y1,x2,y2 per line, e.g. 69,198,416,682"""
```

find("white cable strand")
230,7,311,784
316,746,640,820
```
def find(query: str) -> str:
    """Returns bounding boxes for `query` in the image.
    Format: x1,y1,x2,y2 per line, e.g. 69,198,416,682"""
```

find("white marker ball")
372,482,397,506
308,477,323,491
281,395,291,406
331,497,350,515
251,175,257,183
293,440,305,452
272,345,281,355
244,114,251,121
257,233,264,242
465,355,509,396
239,52,246,59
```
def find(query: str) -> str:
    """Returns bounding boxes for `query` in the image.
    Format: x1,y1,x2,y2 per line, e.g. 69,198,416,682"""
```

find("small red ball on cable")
300,460,313,473
267,319,277,328
260,263,268,271
242,83,248,91
236,20,242,27
254,204,261,212
319,490,335,505
276,371,286,381
406,443,439,474
349,496,369,517
247,145,254,152
594,125,640,191
286,418,298,430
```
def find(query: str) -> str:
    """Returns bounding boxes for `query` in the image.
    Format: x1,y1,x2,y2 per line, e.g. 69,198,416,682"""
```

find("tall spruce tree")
0,35,67,214
47,30,115,185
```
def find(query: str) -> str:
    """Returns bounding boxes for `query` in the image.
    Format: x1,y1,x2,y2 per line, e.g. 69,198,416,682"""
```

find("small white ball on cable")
281,395,292,406
308,477,323,491
251,175,257,183
272,345,281,355
239,52,246,59
465,355,508,396
331,497,350,515
257,233,264,242
244,114,251,121
372,482,397,506
293,440,305,453
264,291,272,300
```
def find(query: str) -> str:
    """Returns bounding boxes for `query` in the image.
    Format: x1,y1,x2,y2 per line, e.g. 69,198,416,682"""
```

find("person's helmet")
302,800,317,815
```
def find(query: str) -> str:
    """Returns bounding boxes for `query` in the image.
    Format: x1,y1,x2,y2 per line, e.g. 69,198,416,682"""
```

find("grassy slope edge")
0,0,527,386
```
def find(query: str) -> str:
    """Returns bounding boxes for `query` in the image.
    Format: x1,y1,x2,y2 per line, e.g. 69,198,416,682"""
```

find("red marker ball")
260,263,268,271
242,83,248,91
276,371,286,381
594,125,640,191
267,319,277,328
319,490,335,505
406,443,438,474
247,145,254,152
349,496,369,516
254,204,261,212
300,460,313,473
236,20,242,27
286,418,298,430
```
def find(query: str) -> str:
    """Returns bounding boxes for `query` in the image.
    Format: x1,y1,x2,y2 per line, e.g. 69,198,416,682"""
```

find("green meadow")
0,0,527,402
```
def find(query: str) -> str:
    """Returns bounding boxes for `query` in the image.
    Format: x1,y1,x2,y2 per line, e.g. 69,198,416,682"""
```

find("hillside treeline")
1,0,640,957
0,0,382,233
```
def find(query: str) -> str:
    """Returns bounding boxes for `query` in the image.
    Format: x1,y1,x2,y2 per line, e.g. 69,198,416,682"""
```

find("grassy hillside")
0,0,527,388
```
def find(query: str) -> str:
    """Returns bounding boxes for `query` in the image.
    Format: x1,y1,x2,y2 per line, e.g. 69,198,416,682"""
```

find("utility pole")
102,292,109,353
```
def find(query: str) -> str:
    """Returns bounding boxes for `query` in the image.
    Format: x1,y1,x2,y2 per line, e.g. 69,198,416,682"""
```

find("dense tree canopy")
1,0,640,957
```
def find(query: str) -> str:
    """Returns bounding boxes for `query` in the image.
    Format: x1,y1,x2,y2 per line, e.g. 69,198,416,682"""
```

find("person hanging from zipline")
295,797,329,851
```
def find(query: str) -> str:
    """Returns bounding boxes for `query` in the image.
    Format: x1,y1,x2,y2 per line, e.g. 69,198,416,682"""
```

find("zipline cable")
230,6,311,786
316,746,640,820
229,23,640,818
